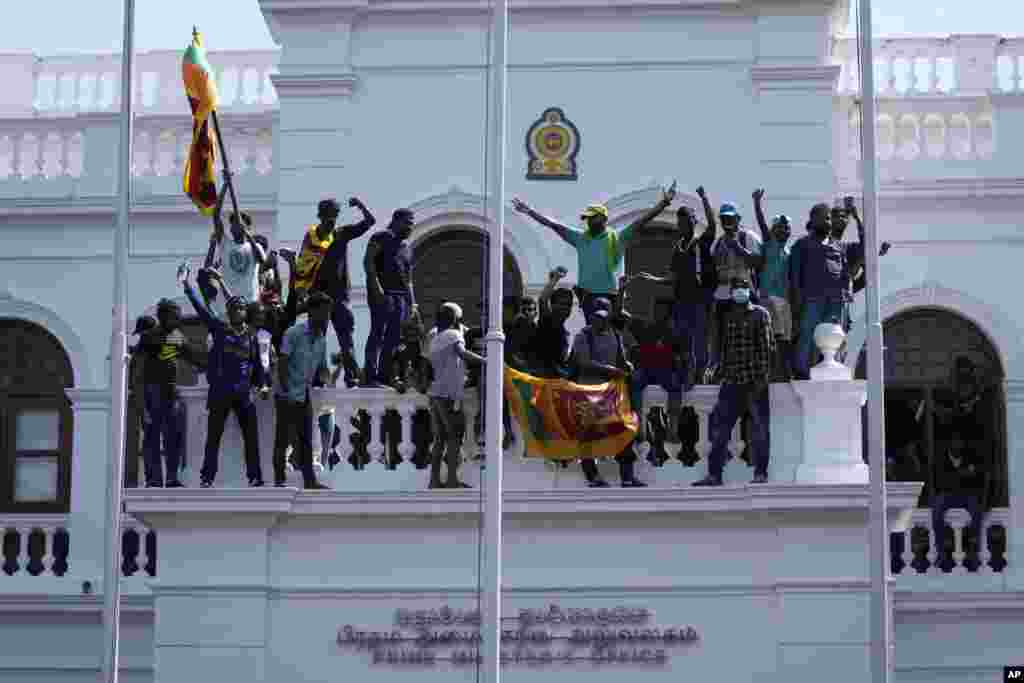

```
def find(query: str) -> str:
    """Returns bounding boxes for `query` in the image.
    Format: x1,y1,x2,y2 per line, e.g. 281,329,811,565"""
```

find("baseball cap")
580,204,609,219
441,302,463,319
719,203,739,217
592,297,612,311
133,315,157,335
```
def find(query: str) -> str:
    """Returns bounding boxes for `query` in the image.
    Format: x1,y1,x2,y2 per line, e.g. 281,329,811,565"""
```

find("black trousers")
202,393,263,483
580,452,636,483
274,397,317,484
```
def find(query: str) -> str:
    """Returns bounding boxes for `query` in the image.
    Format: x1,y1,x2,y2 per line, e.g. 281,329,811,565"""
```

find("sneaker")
200,479,214,489
274,479,287,488
248,478,265,488
165,480,184,489
502,433,515,451
303,480,330,490
344,376,359,389
692,475,722,487
144,482,163,489
751,472,768,484
586,479,610,488
622,479,648,488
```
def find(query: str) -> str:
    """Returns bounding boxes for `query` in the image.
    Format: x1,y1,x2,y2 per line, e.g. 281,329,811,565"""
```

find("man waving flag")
182,28,220,215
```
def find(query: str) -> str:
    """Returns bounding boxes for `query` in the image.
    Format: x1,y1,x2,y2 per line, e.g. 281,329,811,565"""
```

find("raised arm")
621,181,676,240
339,198,376,241
511,198,578,245
205,183,230,268
696,186,716,235
752,188,769,242
538,267,567,316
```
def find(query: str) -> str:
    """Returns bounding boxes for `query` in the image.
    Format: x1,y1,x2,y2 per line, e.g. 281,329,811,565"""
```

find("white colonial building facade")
0,0,1022,680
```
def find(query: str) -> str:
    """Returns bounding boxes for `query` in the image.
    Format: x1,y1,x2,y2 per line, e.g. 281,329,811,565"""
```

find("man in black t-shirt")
529,269,573,380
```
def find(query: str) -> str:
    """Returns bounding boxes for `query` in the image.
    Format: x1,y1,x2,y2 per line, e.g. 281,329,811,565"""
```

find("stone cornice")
0,593,154,614
261,0,741,14
125,483,921,521
0,193,279,219
893,591,1024,618
751,64,842,90
270,72,360,98
839,177,1024,200
65,388,112,410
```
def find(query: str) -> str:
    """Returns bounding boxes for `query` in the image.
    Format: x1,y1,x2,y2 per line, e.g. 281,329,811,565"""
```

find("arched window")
0,319,74,512
412,228,524,331
624,224,678,321
857,308,1008,508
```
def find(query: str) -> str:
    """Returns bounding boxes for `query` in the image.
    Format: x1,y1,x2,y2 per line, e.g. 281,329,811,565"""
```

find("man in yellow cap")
512,181,676,323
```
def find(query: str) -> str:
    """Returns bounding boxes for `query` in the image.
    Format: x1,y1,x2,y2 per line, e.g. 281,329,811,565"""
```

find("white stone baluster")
978,520,993,574
694,404,712,460
136,524,151,576
899,528,913,576
17,527,31,575
884,56,897,94
59,130,71,178
928,56,940,93
926,524,941,575
29,133,43,179
907,55,919,94
727,421,745,460
10,133,23,180
461,388,481,461
1012,57,1022,93
40,526,55,575
948,509,968,575
366,404,386,465
394,402,421,490
69,73,81,112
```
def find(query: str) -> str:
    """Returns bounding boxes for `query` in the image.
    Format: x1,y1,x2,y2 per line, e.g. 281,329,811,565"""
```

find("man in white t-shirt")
205,179,267,317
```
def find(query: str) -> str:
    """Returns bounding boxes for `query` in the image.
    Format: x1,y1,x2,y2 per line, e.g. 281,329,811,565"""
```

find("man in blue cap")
512,181,676,324
701,187,763,382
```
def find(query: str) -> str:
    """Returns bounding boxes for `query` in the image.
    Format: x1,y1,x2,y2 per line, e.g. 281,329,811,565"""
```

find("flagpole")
102,0,134,682
481,0,508,680
210,110,241,217
856,0,891,680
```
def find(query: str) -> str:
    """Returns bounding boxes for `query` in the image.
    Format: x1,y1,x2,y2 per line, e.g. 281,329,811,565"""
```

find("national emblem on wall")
525,107,581,180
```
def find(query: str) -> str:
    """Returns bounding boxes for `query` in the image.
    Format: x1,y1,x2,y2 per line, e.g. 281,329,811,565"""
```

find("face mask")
732,289,750,304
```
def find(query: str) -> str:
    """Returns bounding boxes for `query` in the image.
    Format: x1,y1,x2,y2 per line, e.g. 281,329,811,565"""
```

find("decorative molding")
841,177,1024,201
260,0,742,13
845,280,1024,379
0,593,154,615
270,72,360,99
64,388,112,410
125,482,921,519
751,64,842,91
405,185,552,285
0,292,91,389
0,193,279,218
893,591,1024,618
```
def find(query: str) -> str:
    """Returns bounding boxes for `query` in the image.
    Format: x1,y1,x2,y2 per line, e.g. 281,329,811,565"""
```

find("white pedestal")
792,379,869,484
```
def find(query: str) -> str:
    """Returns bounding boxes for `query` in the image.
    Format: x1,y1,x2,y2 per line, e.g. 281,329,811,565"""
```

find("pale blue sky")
1,0,1020,54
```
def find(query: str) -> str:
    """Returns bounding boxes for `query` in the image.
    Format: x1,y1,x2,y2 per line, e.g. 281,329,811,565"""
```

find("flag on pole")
181,29,220,215
503,366,639,460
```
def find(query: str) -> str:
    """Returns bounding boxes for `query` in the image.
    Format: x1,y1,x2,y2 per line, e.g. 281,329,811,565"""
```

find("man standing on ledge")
511,181,676,323
363,208,418,389
273,291,333,489
312,197,377,388
693,277,774,487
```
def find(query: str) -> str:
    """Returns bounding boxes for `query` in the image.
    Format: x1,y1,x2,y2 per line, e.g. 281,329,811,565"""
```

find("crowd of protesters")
131,172,894,491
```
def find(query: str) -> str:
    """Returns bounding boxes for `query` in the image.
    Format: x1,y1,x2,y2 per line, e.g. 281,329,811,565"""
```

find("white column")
65,388,113,586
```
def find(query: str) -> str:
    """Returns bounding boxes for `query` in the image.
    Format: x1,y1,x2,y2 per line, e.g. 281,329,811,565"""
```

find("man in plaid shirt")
694,277,774,486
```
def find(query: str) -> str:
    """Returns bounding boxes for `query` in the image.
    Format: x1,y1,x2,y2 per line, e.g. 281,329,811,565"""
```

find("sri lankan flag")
181,30,220,215
504,366,639,460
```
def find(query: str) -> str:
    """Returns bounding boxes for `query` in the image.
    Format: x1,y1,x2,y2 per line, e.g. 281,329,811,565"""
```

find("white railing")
29,49,279,114
0,113,274,189
0,119,86,180
121,515,155,579
834,34,1024,95
0,515,70,578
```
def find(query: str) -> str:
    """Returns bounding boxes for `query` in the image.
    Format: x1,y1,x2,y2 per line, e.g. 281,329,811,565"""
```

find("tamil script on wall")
336,604,699,667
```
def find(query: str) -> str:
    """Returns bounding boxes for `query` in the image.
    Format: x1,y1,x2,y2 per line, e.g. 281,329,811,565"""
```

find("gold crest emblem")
525,108,580,180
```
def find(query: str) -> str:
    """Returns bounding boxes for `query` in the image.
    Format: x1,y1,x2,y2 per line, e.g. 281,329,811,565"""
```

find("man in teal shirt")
512,182,676,323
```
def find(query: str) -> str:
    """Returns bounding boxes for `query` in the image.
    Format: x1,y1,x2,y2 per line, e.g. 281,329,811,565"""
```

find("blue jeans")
142,384,185,486
672,299,708,389
795,297,848,378
330,300,360,384
707,383,769,478
364,293,410,384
